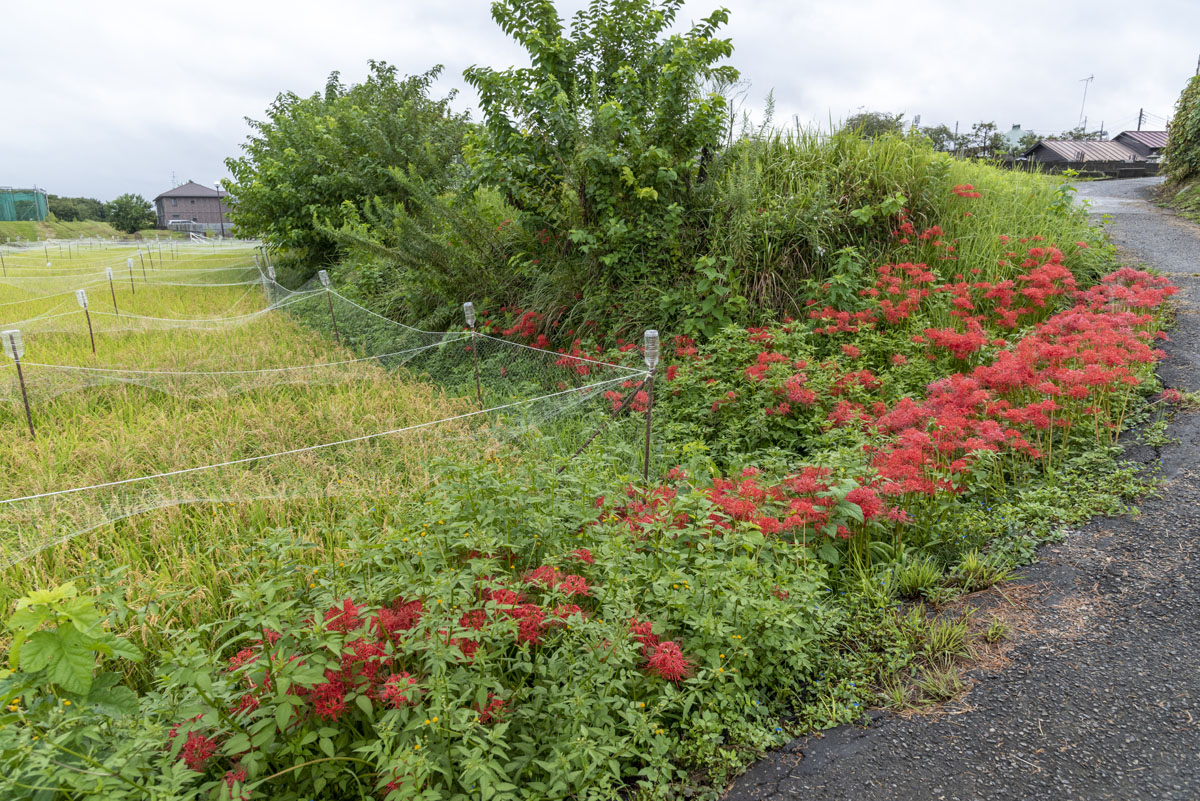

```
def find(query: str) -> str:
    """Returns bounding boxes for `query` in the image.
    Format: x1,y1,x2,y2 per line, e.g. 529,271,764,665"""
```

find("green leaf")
275,702,293,732
105,637,143,664
21,624,95,695
225,733,252,754
86,683,139,717
319,736,336,758
817,542,842,566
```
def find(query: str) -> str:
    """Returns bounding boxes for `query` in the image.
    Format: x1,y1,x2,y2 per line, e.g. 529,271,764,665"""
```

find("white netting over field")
0,241,650,567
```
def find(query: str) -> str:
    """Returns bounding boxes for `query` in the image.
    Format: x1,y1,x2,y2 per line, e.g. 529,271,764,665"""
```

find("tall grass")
704,130,1101,318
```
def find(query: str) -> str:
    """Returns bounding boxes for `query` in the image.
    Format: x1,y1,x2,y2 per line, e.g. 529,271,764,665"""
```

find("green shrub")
1164,75,1200,183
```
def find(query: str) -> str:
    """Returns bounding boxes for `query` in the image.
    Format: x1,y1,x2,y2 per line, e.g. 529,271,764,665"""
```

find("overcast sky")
3,0,1197,202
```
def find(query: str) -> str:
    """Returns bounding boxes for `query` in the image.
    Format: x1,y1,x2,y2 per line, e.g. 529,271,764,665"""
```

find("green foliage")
951,549,1009,593
3,457,831,799
843,110,905,138
701,129,948,317
225,62,471,265
1048,125,1108,142
895,557,945,602
1164,75,1200,184
5,582,141,696
462,0,737,323
104,193,154,234
1161,178,1200,224
48,194,106,223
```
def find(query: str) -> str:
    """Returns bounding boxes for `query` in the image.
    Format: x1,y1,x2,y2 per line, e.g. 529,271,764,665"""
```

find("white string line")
0,374,640,506
325,289,646,376
0,285,308,329
321,291,446,336
86,292,315,324
0,263,259,282
22,336,468,376
0,278,110,307
474,331,646,373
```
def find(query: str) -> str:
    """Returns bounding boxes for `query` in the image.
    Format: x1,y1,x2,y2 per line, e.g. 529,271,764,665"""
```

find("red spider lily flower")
556,575,591,596
569,548,595,564
223,768,250,801
629,618,660,656
180,731,219,772
645,641,693,682
845,486,884,519
231,693,260,717
459,609,489,631
372,598,424,638
512,604,548,644
227,647,259,673
523,565,561,588
340,638,392,685
381,672,421,708
323,599,364,632
475,693,507,724
311,675,348,720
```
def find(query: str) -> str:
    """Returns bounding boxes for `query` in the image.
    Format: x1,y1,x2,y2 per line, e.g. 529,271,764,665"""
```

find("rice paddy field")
0,240,491,638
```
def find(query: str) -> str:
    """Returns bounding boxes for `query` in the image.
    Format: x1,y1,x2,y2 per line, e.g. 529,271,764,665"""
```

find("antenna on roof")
1078,74,1094,127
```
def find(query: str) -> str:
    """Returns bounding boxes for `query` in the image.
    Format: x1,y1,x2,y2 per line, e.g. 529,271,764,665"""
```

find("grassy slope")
1161,178,1200,223
0,219,126,240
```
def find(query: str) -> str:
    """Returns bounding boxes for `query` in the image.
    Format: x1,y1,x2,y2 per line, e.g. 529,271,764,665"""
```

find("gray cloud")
3,0,1195,201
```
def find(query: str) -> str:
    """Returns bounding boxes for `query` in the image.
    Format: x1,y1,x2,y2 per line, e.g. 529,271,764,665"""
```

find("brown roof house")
1022,139,1143,163
154,181,231,236
1111,130,1169,161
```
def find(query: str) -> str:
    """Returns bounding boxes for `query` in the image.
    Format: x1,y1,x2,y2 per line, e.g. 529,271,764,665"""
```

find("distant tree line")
842,110,1108,157
48,193,155,233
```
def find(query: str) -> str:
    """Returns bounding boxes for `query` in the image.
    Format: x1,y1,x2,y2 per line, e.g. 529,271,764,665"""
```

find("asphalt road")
724,177,1200,801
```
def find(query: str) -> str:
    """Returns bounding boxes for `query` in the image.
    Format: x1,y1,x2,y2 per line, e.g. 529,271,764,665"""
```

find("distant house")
1022,139,1142,164
153,181,230,236
1112,130,1168,161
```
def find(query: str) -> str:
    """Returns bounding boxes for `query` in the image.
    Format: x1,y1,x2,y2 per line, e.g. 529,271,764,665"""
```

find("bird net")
0,241,652,567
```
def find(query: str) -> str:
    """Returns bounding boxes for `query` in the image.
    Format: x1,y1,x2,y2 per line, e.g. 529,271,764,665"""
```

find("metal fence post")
464,302,481,405
76,290,95,354
318,270,340,344
3,330,34,438
642,329,659,484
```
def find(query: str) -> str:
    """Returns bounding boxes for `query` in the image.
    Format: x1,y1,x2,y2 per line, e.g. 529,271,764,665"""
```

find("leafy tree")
224,62,471,265
1018,131,1042,152
104,194,154,234
48,195,105,222
462,0,737,311
962,121,1007,158
1049,125,1107,141
844,110,905,138
1164,75,1200,183
920,124,968,153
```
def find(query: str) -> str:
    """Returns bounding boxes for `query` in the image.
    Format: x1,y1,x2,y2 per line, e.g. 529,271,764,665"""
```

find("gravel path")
725,177,1200,801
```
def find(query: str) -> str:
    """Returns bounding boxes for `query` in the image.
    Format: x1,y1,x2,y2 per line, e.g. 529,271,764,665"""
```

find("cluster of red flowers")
629,618,693,681
952,183,983,199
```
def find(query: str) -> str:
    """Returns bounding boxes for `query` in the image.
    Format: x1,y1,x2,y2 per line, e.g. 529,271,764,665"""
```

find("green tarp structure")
0,188,49,221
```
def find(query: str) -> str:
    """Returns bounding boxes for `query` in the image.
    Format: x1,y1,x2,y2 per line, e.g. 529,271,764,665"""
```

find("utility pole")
1138,108,1145,131
1078,74,1094,127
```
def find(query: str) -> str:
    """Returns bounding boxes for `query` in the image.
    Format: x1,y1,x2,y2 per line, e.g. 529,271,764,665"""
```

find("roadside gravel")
724,177,1200,801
